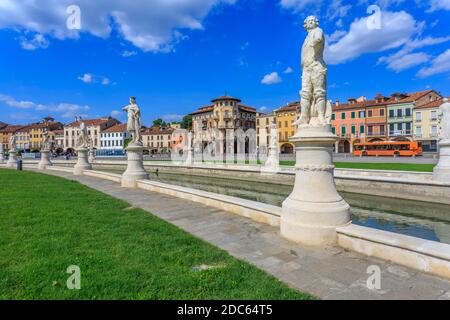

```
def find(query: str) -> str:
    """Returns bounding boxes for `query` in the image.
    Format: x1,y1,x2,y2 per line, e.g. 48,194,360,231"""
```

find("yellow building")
0,125,24,151
256,112,276,155
413,98,442,152
29,117,63,150
274,101,300,154
14,126,31,150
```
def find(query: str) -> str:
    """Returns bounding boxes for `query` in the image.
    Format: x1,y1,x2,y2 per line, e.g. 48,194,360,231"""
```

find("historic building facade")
190,96,256,157
100,124,129,150
142,127,175,154
274,102,300,154
413,98,442,152
0,125,24,151
256,112,276,155
64,117,119,152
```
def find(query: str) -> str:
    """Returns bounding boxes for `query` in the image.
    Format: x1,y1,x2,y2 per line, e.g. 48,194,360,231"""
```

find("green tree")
180,115,193,130
152,118,167,128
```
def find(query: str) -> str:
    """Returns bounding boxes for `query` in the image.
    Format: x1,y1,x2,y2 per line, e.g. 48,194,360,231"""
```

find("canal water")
102,168,450,245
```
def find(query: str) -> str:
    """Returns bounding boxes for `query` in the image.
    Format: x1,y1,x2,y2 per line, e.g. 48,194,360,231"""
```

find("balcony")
389,130,412,137
366,132,386,137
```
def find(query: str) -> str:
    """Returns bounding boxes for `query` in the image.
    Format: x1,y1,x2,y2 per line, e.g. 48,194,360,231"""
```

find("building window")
405,122,411,133
341,126,346,135
397,109,403,117
341,112,346,120
351,125,356,134
397,123,402,131
431,111,437,121
389,110,394,118
359,111,365,118
332,127,336,134
416,126,422,136
380,109,385,117
405,108,411,117
331,114,336,121
431,126,437,136
416,112,422,121
351,112,356,119
360,125,365,134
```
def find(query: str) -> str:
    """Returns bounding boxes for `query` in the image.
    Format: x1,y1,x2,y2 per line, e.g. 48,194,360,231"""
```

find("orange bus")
354,141,423,157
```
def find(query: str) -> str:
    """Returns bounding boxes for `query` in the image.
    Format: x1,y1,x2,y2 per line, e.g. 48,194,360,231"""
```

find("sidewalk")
29,168,450,299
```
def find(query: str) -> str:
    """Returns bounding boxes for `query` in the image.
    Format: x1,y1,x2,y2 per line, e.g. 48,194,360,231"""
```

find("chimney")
335,100,340,106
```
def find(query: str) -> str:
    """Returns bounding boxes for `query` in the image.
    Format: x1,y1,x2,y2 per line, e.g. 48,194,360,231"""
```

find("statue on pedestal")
42,131,51,151
123,97,142,146
77,120,89,149
294,16,332,128
9,135,17,152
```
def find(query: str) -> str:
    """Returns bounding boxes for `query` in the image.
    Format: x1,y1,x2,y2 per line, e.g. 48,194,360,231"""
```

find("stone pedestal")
185,147,194,166
261,146,280,174
73,147,92,175
6,151,18,168
280,125,351,247
122,144,149,188
88,149,95,163
38,150,52,170
433,140,450,182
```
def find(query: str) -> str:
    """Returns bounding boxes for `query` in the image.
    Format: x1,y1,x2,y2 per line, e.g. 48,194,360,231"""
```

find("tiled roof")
211,95,242,102
28,121,63,129
190,104,256,115
275,101,300,113
103,123,127,133
142,127,175,135
0,125,25,134
190,105,214,115
415,98,445,110
15,126,32,133
66,118,114,128
49,129,64,135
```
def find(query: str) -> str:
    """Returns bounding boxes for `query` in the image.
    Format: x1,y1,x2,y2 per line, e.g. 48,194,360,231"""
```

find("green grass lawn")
0,169,310,300
279,161,435,172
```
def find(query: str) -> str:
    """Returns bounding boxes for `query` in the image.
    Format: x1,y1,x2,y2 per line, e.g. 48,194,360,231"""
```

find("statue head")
130,96,136,104
304,16,319,32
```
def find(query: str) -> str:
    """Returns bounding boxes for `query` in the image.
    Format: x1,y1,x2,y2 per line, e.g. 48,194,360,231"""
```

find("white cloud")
418,49,450,78
327,0,352,20
280,0,320,12
428,0,450,11
284,67,294,74
78,73,111,85
122,50,137,57
378,36,450,72
261,72,282,85
78,73,94,84
20,33,49,50
325,11,421,65
0,0,237,52
111,110,122,118
257,106,270,113
161,114,184,123
0,94,90,119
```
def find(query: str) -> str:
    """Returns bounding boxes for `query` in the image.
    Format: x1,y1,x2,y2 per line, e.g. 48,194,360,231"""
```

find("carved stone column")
185,147,194,166
122,144,148,188
38,149,52,170
73,147,92,175
281,125,351,247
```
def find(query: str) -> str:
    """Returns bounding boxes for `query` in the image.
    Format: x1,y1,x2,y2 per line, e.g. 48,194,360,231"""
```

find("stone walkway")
31,168,450,300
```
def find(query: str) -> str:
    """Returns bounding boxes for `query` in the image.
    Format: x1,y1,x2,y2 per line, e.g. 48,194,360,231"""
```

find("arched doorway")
338,140,351,153
280,143,294,154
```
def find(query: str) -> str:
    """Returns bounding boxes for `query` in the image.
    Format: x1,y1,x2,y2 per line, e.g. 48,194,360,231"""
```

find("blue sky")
0,0,449,126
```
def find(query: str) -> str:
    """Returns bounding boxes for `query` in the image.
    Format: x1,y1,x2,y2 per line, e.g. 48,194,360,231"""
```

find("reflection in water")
101,168,450,245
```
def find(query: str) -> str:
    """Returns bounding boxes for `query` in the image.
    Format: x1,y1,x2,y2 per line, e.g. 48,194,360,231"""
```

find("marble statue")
438,98,450,141
123,97,142,146
187,131,193,149
270,120,278,148
9,135,17,152
77,120,89,148
295,16,332,127
42,131,51,150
